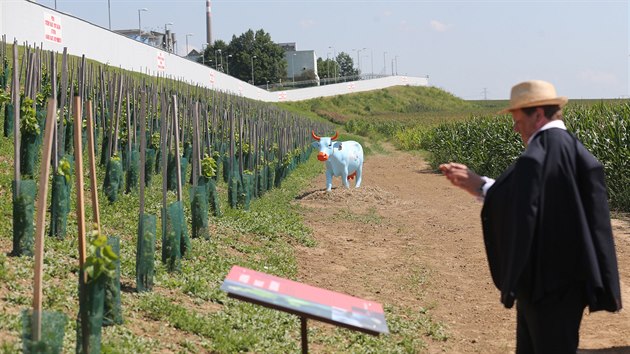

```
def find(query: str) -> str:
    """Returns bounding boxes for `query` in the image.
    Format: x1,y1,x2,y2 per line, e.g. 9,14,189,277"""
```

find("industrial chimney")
206,0,212,45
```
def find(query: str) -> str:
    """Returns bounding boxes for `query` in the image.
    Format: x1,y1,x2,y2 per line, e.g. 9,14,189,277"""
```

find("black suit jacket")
481,128,622,312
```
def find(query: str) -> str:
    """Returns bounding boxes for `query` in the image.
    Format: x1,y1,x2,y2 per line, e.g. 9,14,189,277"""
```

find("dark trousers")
516,283,587,354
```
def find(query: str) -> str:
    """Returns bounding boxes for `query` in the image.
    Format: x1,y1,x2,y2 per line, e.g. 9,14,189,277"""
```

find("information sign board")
221,265,389,335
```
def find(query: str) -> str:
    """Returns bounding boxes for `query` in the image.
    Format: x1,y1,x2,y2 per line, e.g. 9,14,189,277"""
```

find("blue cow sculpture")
311,131,364,191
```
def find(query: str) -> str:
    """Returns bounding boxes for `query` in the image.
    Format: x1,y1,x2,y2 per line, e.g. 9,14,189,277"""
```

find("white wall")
278,76,429,102
1,0,428,103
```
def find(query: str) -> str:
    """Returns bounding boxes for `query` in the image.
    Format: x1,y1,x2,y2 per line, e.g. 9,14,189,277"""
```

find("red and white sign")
347,82,356,91
209,71,215,85
44,13,63,44
157,52,165,71
278,91,287,101
221,265,389,335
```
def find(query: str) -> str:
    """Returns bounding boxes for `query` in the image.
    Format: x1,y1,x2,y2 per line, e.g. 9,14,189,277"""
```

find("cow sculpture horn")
331,131,339,140
311,130,321,141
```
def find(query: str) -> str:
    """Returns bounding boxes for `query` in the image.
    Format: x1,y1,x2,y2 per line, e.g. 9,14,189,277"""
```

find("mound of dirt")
298,185,398,207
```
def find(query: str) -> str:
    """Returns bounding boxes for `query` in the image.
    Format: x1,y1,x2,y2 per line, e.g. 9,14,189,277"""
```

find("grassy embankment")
279,86,628,211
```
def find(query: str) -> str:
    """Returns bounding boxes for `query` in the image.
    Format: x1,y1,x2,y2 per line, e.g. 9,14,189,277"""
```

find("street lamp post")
225,54,232,75
383,51,387,75
370,48,374,76
394,55,399,75
108,0,112,30
185,33,193,56
358,47,366,76
215,49,221,71
201,43,208,64
291,53,296,83
326,52,331,79
251,55,257,85
138,8,148,38
329,46,336,79
353,47,366,76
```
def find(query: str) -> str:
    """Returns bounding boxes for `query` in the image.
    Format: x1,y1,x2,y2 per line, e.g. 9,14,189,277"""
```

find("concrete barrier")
1,0,428,102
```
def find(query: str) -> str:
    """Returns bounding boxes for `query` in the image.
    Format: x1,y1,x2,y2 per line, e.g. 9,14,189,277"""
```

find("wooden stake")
86,101,101,234
126,87,131,171
73,96,87,276
73,95,90,354
172,95,183,202
191,102,200,186
12,41,21,199
31,96,57,341
139,90,147,217
160,93,169,236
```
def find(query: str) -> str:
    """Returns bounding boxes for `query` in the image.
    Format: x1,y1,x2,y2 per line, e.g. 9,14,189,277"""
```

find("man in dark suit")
439,80,622,354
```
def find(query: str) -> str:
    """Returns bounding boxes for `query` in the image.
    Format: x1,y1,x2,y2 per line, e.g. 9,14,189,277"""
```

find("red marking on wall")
44,13,63,43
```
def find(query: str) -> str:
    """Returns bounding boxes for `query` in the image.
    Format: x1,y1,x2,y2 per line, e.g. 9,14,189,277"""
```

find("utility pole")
383,51,387,75
482,88,488,100
251,55,257,85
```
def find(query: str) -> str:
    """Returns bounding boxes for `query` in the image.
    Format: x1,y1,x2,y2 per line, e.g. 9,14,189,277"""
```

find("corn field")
416,102,630,211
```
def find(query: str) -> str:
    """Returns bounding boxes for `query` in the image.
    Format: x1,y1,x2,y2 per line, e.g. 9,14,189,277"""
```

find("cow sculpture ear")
333,142,342,150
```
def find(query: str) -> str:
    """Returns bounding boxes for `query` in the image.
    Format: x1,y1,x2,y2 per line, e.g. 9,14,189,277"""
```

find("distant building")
186,49,202,62
278,42,296,52
114,29,177,53
281,43,319,85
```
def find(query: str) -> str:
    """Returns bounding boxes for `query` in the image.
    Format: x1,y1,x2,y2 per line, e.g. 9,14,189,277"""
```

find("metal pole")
301,317,308,354
251,55,256,85
383,51,387,75
329,46,336,79
108,0,111,30
371,49,373,76
291,53,296,83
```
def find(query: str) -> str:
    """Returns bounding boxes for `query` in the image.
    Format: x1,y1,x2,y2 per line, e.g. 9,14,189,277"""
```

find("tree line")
200,29,358,86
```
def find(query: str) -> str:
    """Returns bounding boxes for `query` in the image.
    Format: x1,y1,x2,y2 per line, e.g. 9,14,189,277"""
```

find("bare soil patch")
295,146,630,353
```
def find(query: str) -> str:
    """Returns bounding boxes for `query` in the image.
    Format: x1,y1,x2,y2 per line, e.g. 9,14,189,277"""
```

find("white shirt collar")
528,120,567,145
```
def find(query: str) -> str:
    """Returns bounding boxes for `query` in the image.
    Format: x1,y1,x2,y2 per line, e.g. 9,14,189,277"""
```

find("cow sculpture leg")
325,169,334,191
355,164,363,188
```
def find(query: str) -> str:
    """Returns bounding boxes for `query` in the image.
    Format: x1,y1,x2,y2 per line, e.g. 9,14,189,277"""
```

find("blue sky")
35,0,628,99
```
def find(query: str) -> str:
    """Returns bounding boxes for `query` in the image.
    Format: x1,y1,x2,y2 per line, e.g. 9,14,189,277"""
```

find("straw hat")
499,80,568,114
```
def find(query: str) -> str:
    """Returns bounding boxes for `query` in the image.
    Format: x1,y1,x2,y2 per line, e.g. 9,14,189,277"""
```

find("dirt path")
295,146,630,354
